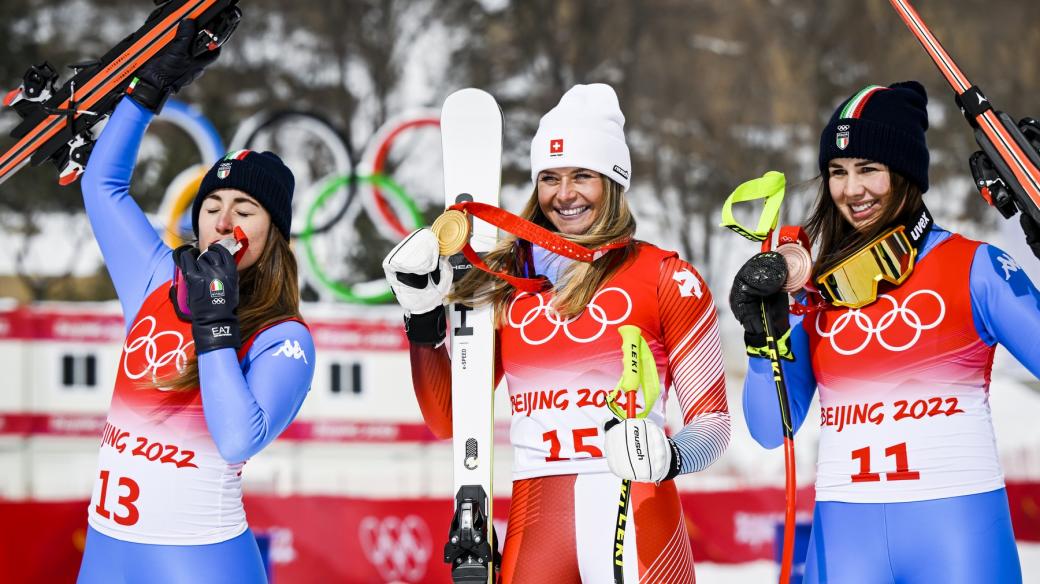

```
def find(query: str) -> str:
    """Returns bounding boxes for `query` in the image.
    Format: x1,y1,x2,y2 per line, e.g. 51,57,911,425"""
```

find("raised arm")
80,98,172,325
969,243,1040,376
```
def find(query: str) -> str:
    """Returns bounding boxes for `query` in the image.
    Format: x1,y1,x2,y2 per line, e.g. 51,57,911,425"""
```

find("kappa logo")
836,124,851,150
359,515,432,582
997,252,1021,281
672,269,703,298
272,339,308,363
550,138,564,157
814,290,945,355
216,161,232,179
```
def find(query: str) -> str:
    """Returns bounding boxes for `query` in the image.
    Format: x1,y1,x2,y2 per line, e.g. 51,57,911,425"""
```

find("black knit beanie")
819,81,930,193
192,149,295,239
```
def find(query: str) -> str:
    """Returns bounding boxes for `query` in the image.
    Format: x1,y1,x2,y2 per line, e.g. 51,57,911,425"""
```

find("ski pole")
721,172,797,584
605,325,663,584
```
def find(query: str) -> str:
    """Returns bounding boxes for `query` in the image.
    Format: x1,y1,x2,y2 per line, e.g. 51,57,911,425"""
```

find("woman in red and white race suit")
383,84,730,583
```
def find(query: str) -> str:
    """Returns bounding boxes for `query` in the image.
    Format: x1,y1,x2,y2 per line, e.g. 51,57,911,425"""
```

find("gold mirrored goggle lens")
817,227,915,308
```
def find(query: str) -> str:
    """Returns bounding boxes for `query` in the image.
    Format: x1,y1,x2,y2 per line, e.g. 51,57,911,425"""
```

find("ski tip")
443,87,498,109
58,167,82,186
2,87,22,107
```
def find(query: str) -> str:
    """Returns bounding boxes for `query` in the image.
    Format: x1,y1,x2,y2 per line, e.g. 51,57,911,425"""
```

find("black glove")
729,252,792,359
174,243,241,354
127,19,221,113
1020,212,1040,261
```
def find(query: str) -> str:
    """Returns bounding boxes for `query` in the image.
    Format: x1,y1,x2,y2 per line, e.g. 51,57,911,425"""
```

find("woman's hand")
605,418,681,482
382,228,454,344
729,252,791,358
174,243,240,353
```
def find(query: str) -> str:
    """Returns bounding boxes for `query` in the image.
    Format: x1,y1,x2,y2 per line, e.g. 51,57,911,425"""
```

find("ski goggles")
815,226,917,309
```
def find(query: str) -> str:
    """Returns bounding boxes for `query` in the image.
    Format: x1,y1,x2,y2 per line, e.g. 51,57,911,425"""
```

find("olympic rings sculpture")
148,104,441,304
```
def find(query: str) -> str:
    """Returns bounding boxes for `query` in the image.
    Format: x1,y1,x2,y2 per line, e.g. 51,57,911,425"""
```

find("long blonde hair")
450,176,638,323
163,228,303,391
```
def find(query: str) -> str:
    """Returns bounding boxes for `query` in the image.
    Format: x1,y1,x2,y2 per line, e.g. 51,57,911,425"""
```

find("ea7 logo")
672,269,703,298
211,326,232,338
273,339,308,363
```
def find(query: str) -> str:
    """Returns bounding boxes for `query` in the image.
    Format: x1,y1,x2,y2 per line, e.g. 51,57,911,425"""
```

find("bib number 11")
851,442,921,483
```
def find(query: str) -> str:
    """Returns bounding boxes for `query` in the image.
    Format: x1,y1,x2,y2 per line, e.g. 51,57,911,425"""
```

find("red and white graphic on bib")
806,235,1003,503
87,281,248,545
500,244,727,480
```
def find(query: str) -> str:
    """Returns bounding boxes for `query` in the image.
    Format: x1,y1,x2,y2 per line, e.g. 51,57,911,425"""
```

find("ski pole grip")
431,209,470,256
618,325,642,418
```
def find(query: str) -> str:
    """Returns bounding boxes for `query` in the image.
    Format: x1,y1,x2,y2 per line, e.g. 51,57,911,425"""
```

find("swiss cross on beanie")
819,81,930,192
192,149,295,239
531,84,632,191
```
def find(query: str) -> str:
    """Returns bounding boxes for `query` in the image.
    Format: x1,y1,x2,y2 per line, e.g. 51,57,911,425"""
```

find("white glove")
382,228,453,315
605,418,680,482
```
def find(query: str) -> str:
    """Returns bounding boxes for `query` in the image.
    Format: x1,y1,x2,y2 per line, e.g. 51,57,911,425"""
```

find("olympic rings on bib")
507,287,633,345
814,289,945,355
122,316,195,381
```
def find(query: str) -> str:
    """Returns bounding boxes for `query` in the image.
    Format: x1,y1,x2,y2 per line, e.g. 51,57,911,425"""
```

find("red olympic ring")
370,117,440,237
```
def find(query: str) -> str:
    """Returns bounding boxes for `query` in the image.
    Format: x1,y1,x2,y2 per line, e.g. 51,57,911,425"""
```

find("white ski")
440,88,502,584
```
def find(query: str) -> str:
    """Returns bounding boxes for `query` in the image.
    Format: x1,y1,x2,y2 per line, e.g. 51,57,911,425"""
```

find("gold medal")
431,209,470,256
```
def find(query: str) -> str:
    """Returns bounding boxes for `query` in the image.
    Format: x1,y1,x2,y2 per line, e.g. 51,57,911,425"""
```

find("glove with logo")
604,418,681,483
1021,212,1040,261
174,243,241,354
127,19,222,114
729,251,792,359
382,228,453,345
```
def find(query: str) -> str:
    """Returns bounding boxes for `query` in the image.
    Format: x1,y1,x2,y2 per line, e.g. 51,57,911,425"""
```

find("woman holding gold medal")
383,84,729,583
731,81,1035,583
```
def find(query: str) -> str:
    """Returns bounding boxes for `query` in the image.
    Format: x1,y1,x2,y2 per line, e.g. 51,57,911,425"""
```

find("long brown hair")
449,175,638,323
805,170,924,280
163,227,302,391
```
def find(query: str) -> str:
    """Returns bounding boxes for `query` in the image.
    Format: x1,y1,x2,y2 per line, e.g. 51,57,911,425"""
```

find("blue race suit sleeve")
197,321,315,463
742,310,817,449
81,98,173,329
970,243,1040,377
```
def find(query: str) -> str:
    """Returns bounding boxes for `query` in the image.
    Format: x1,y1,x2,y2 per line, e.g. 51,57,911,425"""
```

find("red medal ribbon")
449,201,631,293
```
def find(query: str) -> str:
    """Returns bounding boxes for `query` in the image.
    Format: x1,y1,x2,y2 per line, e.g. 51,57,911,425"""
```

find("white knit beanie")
530,83,632,191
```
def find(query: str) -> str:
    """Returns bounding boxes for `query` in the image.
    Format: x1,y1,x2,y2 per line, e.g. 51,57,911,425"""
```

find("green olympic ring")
299,173,425,304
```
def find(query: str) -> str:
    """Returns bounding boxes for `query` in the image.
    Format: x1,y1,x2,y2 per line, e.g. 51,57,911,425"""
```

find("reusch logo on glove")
209,279,226,304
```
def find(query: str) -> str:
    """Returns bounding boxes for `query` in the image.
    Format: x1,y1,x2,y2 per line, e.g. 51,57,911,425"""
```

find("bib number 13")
850,442,920,483
95,470,141,526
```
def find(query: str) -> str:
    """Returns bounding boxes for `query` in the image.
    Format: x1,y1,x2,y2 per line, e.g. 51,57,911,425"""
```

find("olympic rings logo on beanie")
819,81,930,192
531,84,633,191
192,149,296,239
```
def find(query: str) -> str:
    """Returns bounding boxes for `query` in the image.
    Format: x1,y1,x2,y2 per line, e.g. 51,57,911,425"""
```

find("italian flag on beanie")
818,81,931,192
